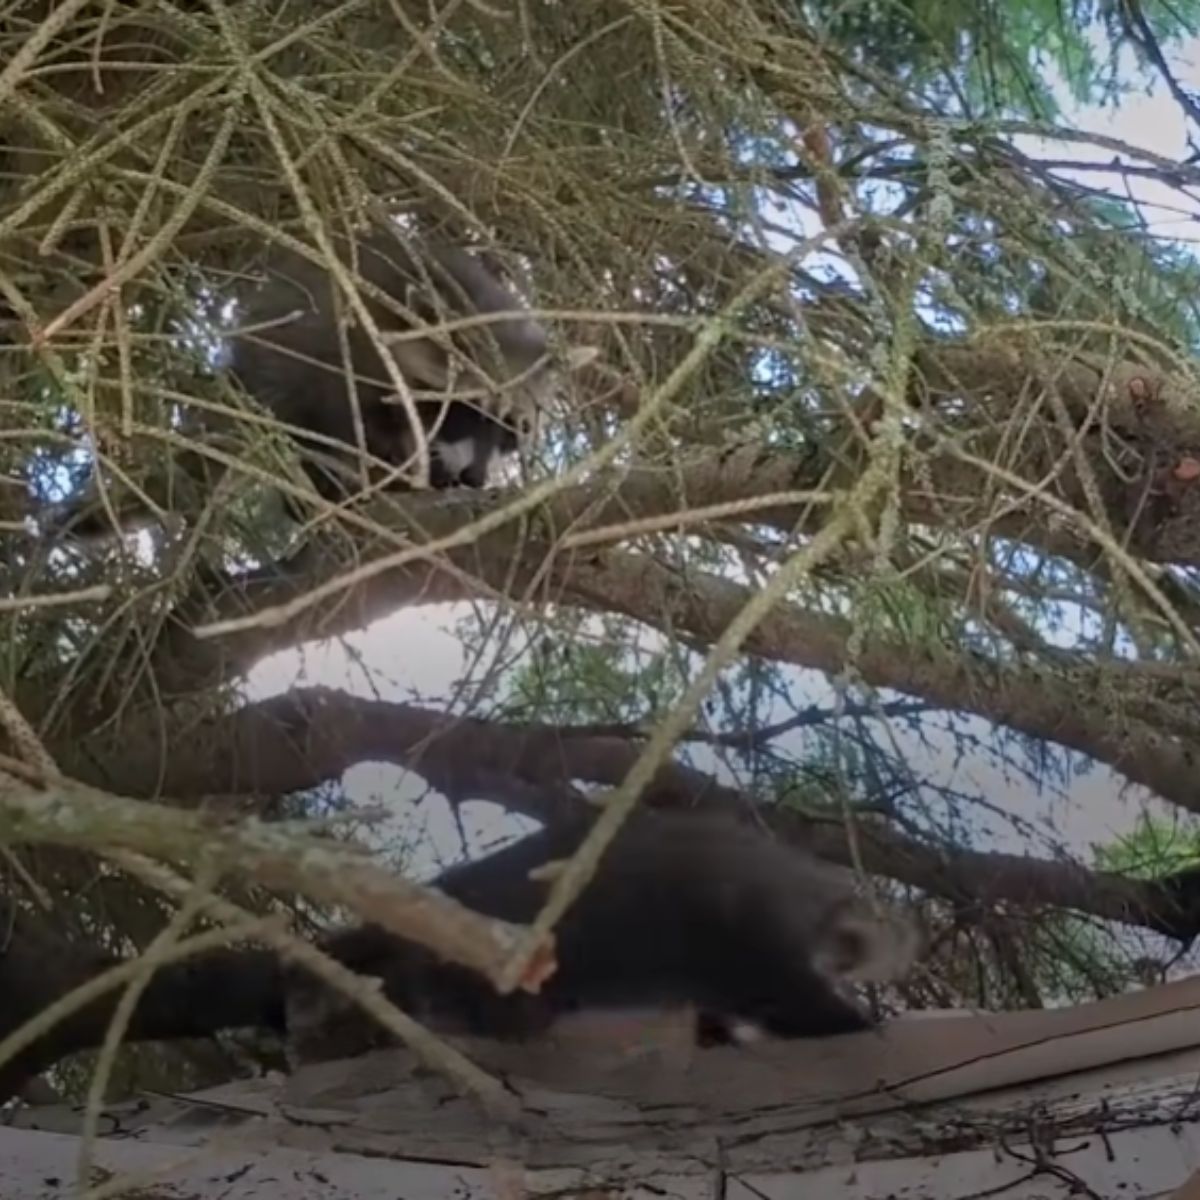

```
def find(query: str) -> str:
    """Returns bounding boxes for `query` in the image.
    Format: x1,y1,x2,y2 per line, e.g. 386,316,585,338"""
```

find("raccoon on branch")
0,809,918,1100
40,226,597,544
228,229,596,501
300,808,919,1051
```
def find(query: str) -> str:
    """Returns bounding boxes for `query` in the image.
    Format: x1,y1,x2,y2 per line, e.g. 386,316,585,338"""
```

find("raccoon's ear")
563,344,601,372
812,902,921,985
380,330,454,392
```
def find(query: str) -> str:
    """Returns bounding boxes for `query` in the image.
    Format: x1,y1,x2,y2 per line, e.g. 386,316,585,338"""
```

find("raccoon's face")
429,432,497,489
811,900,922,985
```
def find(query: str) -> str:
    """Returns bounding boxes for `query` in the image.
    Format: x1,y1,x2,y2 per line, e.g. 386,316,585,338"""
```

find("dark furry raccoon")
43,227,595,543
297,809,918,1047
229,230,587,498
0,809,918,1097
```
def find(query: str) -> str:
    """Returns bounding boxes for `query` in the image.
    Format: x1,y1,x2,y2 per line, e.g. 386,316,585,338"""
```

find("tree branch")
70,688,1200,943
566,549,1200,814
0,773,533,990
108,346,1200,716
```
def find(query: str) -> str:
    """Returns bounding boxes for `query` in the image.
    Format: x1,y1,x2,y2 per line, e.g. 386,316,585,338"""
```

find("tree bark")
62,688,1200,942
5,987,1200,1198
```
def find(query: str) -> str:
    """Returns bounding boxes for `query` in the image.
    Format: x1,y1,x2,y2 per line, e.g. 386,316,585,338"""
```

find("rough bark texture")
55,690,1200,941
6,988,1200,1198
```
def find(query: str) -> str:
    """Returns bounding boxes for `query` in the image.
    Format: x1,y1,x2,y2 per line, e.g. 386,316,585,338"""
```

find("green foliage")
852,574,957,650
809,0,1200,116
498,615,690,726
1021,912,1135,1004
1092,810,1200,878
1018,813,1200,1005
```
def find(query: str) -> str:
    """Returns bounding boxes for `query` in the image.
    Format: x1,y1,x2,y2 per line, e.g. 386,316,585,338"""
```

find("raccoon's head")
811,895,922,986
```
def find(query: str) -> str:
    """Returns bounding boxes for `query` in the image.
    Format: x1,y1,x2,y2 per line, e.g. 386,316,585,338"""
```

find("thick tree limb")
0,775,532,990
69,688,1200,943
71,551,1190,826
30,347,1200,816
566,550,1200,813
113,369,1200,708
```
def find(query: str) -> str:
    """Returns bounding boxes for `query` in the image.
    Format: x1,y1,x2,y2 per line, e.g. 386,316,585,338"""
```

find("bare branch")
0,773,532,991
75,688,1200,942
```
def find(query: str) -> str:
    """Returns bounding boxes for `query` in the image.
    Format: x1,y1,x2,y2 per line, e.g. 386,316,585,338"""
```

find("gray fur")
228,230,560,496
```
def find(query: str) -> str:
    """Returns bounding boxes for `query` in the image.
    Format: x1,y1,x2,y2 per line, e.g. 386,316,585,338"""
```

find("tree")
2,0,1200,1115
